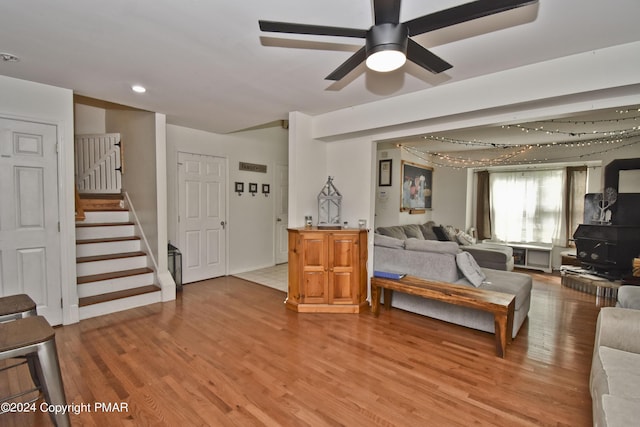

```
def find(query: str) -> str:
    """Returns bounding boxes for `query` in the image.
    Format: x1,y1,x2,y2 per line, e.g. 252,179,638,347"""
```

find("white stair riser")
76,225,135,240
77,272,155,298
77,256,148,277
79,210,130,224
76,239,141,257
79,291,162,320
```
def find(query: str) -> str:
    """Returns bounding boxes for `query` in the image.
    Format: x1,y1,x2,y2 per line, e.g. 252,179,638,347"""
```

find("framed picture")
249,182,258,194
235,182,244,194
378,159,392,187
400,160,433,211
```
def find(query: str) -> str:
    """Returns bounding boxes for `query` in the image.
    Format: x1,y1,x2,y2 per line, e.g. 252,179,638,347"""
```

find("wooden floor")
1,271,607,426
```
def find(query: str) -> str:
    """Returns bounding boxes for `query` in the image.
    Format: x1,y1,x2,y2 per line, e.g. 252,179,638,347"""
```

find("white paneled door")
275,164,288,264
0,118,62,325
178,152,226,283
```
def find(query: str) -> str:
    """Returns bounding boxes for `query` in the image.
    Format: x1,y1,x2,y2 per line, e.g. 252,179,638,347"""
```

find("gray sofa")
590,307,640,427
376,223,514,271
373,233,532,338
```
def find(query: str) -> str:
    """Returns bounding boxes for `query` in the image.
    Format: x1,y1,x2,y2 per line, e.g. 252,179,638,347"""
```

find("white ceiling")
1,1,640,135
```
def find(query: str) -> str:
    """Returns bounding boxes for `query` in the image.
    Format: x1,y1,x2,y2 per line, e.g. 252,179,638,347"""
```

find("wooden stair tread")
75,221,134,227
76,236,141,245
79,193,123,200
77,267,154,284
83,207,129,212
78,285,160,307
77,251,146,263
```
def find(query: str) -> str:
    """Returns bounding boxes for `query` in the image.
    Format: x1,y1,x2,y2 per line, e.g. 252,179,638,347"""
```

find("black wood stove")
573,158,640,279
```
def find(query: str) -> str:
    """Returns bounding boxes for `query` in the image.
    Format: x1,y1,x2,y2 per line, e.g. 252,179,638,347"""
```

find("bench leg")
371,284,380,316
493,300,515,358
383,289,393,309
494,314,508,358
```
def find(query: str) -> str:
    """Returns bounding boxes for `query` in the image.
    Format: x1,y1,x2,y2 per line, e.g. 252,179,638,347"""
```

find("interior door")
178,152,226,283
275,164,289,264
0,118,62,325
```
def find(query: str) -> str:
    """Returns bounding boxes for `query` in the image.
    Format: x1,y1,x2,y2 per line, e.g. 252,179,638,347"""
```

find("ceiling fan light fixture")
365,23,408,73
366,49,406,72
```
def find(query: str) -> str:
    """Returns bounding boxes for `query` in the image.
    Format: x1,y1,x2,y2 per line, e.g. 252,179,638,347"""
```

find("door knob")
220,221,226,229
276,218,282,222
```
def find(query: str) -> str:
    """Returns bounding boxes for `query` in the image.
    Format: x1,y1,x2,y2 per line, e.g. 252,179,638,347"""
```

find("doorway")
275,164,289,264
0,117,62,324
177,152,227,283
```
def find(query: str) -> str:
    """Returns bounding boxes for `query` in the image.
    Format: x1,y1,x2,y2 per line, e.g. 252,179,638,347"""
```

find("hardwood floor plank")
1,273,602,426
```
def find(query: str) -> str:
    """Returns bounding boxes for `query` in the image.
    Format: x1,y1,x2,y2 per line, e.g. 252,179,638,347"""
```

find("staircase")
75,195,161,320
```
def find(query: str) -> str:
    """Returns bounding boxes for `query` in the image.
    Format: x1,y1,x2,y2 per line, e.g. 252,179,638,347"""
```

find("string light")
410,107,640,168
423,129,640,148
403,138,639,169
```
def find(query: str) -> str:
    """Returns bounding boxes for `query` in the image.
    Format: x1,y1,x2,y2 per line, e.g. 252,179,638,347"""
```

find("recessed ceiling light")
131,85,146,93
1,53,20,62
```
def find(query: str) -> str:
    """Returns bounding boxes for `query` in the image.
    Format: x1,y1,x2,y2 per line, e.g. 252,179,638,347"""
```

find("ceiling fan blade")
404,0,538,36
325,47,367,80
259,20,367,38
406,39,452,74
373,0,401,25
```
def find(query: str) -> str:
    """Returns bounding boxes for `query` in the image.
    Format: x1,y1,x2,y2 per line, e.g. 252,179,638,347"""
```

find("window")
489,170,564,244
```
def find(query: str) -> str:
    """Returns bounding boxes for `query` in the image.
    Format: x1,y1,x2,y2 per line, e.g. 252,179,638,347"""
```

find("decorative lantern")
317,176,342,228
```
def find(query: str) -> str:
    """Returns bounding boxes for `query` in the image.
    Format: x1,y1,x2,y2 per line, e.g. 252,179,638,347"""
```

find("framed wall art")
378,159,392,187
400,160,433,212
235,182,244,195
249,182,258,195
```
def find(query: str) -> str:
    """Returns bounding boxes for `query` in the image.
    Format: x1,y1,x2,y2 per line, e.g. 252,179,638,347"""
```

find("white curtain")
489,169,565,245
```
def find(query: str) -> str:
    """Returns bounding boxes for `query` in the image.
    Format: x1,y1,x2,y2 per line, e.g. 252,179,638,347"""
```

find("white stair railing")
74,133,122,193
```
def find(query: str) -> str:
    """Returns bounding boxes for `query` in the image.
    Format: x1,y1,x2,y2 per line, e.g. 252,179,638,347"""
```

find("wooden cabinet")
287,228,368,313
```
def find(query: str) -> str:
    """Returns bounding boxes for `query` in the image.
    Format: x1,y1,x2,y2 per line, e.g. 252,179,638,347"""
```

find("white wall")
287,42,640,277
0,75,77,324
106,111,160,258
374,146,467,229
288,112,326,227
166,123,288,275
74,104,106,134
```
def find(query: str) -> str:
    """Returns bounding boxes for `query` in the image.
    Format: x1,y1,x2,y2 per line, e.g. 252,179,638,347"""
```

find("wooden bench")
371,275,516,358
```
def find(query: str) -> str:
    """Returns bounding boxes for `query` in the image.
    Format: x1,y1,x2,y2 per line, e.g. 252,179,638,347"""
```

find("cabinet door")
300,233,328,304
328,232,359,304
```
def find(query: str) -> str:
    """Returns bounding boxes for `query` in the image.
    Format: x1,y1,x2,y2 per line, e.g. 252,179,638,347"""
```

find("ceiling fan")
259,0,538,81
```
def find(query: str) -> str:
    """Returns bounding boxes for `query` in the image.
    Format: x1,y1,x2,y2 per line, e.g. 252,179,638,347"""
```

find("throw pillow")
456,230,477,246
444,225,459,242
420,222,438,240
456,251,486,287
432,225,451,241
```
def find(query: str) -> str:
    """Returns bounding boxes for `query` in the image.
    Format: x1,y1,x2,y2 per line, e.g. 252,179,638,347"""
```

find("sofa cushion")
602,395,640,427
374,233,405,249
599,346,640,398
405,239,460,255
403,224,425,240
376,225,408,240
480,269,532,311
456,251,486,287
617,286,640,310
